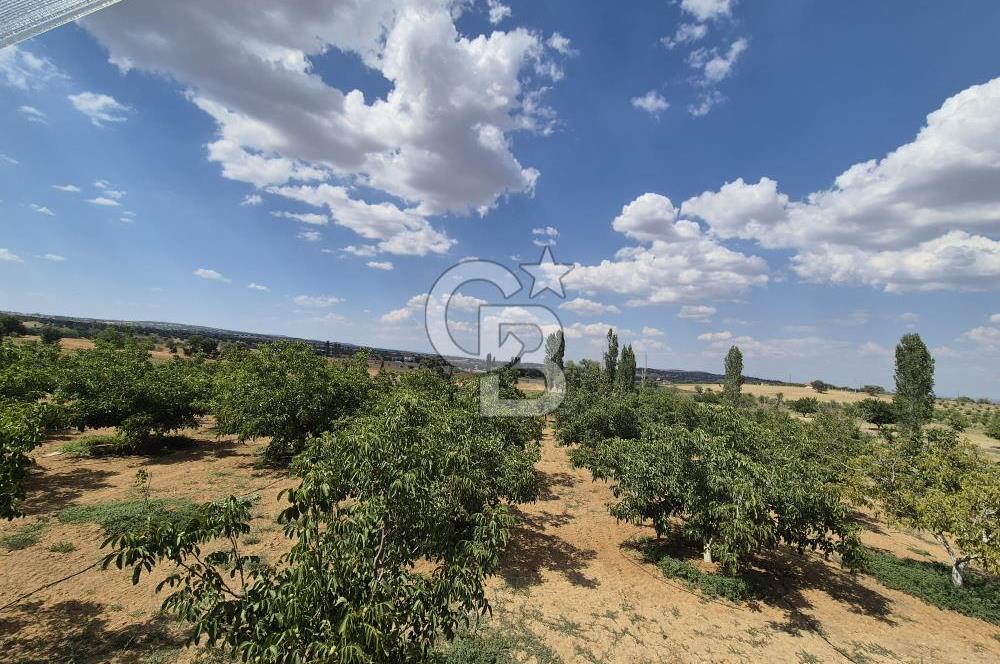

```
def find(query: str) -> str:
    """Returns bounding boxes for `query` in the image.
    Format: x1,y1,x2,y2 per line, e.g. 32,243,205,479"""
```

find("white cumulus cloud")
82,1,565,252
68,92,132,126
559,298,621,316
681,78,1000,292
631,90,670,117
193,268,231,282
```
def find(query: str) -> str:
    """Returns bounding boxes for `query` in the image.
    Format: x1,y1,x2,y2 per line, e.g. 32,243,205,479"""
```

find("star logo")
520,246,573,298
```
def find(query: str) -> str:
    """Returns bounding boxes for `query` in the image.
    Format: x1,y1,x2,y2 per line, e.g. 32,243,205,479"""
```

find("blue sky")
2,0,1000,398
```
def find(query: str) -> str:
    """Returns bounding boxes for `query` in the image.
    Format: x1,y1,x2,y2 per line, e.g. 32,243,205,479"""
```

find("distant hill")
4,310,794,386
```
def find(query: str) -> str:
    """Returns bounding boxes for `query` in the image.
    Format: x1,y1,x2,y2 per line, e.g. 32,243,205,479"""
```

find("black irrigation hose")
0,559,102,613
0,475,290,615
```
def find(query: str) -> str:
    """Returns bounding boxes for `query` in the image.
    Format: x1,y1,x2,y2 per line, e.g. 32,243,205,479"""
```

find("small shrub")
48,540,76,553
986,414,1000,441
59,434,126,458
789,397,820,415
655,554,752,602
862,549,1000,625
439,624,561,664
1,520,46,551
59,499,200,537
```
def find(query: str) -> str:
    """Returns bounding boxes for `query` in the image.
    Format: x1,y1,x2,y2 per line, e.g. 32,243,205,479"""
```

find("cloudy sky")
2,0,999,397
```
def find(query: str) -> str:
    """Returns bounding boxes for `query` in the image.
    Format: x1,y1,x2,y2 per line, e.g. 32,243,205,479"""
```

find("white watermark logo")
424,248,572,416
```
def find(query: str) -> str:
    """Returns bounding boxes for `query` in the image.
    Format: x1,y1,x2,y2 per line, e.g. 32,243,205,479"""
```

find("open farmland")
1,323,999,663
677,383,888,405
5,2,1000,661
2,421,999,663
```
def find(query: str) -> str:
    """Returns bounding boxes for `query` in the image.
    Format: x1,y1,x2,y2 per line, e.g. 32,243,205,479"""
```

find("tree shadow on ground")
535,470,577,502
0,599,181,663
752,549,895,629
850,511,888,536
627,533,894,629
499,507,599,590
137,437,244,465
22,467,116,516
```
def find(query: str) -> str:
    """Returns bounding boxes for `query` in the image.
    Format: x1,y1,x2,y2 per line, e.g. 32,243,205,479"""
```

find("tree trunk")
934,532,966,588
951,561,965,587
703,538,713,564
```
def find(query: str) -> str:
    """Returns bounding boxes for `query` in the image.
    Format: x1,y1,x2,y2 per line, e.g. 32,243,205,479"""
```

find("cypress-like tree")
543,331,565,389
545,331,565,370
893,333,935,436
603,328,618,389
616,344,636,392
723,345,743,404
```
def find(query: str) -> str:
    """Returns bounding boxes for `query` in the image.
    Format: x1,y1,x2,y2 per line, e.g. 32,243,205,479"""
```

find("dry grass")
677,382,890,404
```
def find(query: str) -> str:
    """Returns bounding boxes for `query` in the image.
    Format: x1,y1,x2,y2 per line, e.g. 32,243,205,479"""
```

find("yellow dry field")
677,383,890,404
1,424,998,663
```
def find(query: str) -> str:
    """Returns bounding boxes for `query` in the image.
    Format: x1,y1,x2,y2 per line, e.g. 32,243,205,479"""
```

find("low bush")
788,397,820,414
48,540,76,553
862,548,1000,625
655,554,752,602
59,433,127,458
59,498,201,537
986,414,1000,441
59,433,194,458
437,619,562,663
1,520,46,551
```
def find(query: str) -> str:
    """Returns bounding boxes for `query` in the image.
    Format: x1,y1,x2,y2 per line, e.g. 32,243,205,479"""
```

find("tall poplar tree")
723,345,743,404
893,333,935,436
603,328,619,389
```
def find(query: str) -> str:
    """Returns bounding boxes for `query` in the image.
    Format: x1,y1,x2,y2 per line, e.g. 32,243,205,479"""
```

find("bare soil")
1,425,998,663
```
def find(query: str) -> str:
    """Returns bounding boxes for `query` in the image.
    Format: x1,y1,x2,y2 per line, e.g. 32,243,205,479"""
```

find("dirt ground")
1,425,998,663
0,426,296,664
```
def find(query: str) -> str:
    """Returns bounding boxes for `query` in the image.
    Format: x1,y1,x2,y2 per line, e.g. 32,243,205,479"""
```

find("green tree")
602,329,618,389
986,413,1000,441
944,409,970,432
788,397,820,415
810,379,829,394
103,382,540,663
893,333,935,436
0,339,63,403
0,315,26,338
212,342,372,463
856,398,896,429
589,406,862,571
543,330,565,390
39,325,62,345
0,401,46,519
58,344,206,446
867,428,1000,586
616,344,636,393
184,335,219,358
94,326,129,348
723,346,743,404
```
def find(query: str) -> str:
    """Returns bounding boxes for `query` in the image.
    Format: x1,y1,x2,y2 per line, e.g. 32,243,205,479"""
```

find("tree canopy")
104,370,543,663
211,341,373,463
893,333,935,436
723,346,743,404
